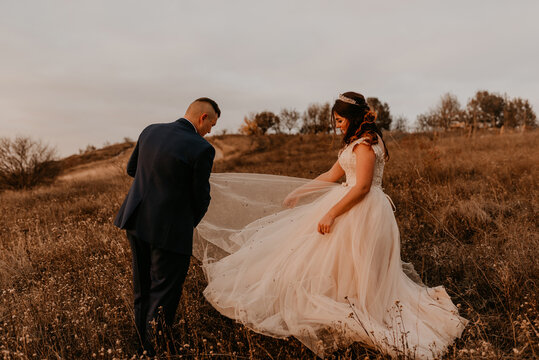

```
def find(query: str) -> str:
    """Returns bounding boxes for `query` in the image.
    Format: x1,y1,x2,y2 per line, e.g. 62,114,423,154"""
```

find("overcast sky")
1,0,538,156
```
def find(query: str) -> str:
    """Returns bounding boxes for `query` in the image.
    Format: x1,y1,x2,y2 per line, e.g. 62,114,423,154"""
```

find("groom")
114,97,220,354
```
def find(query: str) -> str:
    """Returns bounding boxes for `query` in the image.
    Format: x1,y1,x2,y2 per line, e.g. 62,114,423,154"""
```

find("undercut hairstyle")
195,97,221,118
332,91,389,160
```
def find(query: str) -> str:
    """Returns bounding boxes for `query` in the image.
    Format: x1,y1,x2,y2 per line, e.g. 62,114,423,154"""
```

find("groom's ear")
199,113,210,126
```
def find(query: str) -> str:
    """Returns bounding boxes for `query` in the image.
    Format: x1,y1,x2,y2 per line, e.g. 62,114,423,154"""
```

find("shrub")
0,136,60,190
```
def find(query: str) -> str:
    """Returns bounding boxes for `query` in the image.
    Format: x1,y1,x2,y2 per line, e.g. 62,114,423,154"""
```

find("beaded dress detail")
339,138,385,188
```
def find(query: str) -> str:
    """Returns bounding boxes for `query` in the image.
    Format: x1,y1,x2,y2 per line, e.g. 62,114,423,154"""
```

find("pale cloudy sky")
1,0,538,156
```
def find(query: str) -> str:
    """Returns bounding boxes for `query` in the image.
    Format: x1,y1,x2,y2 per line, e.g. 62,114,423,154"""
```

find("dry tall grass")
0,131,537,359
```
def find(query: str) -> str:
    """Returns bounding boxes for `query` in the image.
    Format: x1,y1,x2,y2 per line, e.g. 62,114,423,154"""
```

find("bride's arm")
283,160,344,207
313,160,345,183
318,144,375,234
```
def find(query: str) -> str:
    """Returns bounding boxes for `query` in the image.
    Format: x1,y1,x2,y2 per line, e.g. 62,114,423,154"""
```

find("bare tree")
279,108,300,134
466,90,505,128
239,111,280,135
254,111,280,134
392,115,409,132
239,114,262,135
0,136,60,190
300,102,332,134
417,93,464,131
503,97,537,128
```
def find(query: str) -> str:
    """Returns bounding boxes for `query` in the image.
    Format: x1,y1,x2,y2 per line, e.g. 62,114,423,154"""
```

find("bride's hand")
318,212,335,235
283,193,299,208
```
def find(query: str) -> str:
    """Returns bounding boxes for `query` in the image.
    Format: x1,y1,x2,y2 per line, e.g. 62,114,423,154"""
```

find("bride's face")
334,113,349,133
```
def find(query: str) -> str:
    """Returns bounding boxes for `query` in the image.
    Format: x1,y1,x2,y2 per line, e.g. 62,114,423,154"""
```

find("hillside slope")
1,130,537,359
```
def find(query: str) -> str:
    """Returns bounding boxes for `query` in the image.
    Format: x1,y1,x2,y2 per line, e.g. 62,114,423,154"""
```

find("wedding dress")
194,138,468,359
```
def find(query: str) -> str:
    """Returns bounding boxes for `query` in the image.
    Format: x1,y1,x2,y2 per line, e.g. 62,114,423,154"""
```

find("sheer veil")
193,172,423,285
193,173,337,264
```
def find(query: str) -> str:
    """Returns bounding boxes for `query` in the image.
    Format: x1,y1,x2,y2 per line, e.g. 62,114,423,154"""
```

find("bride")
194,92,468,359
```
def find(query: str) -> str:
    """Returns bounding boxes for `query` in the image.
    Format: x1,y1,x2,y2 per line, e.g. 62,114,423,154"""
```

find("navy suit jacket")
114,118,215,255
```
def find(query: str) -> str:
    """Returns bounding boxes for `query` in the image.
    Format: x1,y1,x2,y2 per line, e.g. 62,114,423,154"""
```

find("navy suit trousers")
127,230,191,350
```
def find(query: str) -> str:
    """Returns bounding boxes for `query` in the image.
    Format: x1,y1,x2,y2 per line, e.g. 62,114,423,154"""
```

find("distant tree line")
239,90,537,135
240,96,395,135
417,90,537,132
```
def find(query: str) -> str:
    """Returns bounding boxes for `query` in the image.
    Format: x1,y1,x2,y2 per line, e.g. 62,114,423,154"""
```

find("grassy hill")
0,130,537,359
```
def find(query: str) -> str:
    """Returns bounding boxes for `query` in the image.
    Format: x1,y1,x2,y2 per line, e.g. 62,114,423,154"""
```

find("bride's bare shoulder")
352,141,375,156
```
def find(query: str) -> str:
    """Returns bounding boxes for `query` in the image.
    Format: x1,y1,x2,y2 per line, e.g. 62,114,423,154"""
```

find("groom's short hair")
194,97,221,118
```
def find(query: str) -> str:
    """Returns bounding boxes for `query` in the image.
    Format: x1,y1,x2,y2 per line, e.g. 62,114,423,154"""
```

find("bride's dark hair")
332,91,389,160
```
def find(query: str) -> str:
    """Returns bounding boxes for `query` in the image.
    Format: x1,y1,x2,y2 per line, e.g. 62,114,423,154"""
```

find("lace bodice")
338,138,385,188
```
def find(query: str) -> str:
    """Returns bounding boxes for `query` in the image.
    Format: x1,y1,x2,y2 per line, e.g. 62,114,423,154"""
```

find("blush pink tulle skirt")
194,173,468,359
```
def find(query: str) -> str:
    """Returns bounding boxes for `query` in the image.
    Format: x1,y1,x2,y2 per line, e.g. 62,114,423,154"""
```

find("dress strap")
348,137,367,150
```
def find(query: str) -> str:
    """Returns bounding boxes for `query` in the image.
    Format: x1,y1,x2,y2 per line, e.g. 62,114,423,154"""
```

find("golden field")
0,130,537,359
